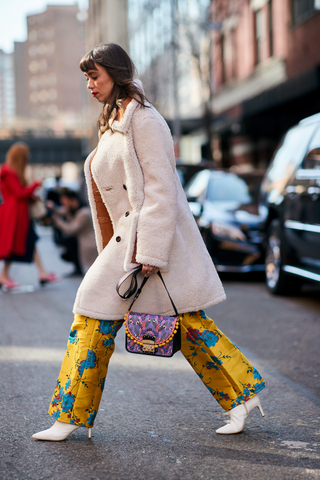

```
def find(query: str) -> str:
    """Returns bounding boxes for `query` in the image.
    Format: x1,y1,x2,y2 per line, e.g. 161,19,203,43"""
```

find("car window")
264,123,317,193
302,126,320,170
184,170,211,199
206,174,252,204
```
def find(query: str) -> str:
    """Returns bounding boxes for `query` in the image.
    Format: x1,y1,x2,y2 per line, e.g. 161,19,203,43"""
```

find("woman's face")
85,63,114,103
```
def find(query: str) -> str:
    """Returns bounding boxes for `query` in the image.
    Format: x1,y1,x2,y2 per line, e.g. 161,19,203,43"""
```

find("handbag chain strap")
116,266,179,316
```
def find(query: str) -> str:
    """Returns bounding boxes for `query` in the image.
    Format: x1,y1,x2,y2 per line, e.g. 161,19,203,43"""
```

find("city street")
1,227,320,480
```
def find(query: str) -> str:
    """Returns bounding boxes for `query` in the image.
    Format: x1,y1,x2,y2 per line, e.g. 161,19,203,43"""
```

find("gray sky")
0,0,88,54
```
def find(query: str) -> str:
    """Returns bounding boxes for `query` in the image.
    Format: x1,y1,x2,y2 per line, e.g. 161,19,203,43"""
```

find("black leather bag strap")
127,275,149,311
116,265,142,299
156,272,179,317
117,267,179,316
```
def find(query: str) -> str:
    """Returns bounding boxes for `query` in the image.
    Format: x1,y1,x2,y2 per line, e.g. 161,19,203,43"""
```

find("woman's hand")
141,265,159,277
34,179,43,188
46,200,56,211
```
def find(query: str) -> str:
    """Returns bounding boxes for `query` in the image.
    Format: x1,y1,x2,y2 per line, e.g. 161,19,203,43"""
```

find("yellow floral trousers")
49,311,266,427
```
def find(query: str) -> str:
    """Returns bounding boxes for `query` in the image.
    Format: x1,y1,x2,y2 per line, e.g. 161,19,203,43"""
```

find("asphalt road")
1,227,320,480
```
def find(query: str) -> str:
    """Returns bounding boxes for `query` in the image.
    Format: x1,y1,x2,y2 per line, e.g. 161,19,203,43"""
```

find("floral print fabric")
49,311,266,427
49,315,122,427
180,311,266,411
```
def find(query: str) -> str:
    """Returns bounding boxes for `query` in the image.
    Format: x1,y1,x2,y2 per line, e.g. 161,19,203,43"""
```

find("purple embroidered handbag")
116,266,181,357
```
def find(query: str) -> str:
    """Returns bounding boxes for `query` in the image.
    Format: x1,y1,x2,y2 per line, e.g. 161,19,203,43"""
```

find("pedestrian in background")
0,142,57,288
32,43,266,442
49,188,97,275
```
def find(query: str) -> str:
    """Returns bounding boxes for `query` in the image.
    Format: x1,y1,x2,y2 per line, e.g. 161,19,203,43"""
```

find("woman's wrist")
141,264,159,277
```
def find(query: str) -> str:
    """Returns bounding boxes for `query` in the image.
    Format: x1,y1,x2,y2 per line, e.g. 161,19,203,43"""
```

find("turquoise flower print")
218,391,229,402
200,310,209,320
65,379,71,389
206,361,219,370
78,360,85,376
70,417,80,425
68,329,77,344
52,410,61,420
211,355,223,365
98,322,117,336
51,386,64,407
252,368,261,381
61,392,75,412
103,338,114,348
87,410,97,427
254,382,266,394
85,350,96,369
186,328,202,344
201,330,219,347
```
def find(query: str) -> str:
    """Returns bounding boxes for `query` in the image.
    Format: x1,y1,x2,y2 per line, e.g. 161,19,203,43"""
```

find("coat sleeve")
4,172,39,200
53,209,90,237
132,110,178,270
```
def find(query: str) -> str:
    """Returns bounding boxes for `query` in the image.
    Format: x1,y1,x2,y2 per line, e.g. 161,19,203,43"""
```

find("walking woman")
0,142,57,288
32,44,266,441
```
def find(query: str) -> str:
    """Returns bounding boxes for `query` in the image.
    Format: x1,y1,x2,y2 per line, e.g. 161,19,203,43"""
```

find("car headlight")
211,222,246,241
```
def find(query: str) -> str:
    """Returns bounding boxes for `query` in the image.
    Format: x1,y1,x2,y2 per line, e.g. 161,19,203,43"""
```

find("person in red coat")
0,142,57,289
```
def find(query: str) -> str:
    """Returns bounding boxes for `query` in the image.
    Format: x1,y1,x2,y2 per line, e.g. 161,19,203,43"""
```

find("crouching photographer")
48,188,97,276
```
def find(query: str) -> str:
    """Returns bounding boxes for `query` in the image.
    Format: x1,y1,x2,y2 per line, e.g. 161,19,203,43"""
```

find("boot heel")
88,427,92,439
257,399,265,417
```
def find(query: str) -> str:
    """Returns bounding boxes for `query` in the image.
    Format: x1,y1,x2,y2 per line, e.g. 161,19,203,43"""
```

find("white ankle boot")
216,395,265,434
32,420,92,441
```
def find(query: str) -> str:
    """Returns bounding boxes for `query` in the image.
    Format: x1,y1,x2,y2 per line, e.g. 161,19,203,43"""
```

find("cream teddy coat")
73,98,226,320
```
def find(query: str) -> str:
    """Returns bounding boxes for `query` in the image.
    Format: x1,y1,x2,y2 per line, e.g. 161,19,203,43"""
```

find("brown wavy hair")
6,142,29,186
80,43,149,134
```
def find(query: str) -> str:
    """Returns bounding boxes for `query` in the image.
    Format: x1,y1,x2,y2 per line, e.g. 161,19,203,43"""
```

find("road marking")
0,346,191,371
280,441,317,451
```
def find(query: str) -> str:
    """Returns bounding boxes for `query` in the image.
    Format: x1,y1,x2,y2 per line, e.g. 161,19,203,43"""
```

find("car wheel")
265,219,301,295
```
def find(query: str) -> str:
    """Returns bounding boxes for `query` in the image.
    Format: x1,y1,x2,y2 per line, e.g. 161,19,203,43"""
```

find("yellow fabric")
49,311,266,427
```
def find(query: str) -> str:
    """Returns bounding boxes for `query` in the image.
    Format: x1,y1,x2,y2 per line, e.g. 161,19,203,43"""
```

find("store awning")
243,66,320,117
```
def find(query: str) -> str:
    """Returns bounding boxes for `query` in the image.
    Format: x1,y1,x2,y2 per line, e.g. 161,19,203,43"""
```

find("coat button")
125,211,130,217
116,236,121,242
123,184,127,190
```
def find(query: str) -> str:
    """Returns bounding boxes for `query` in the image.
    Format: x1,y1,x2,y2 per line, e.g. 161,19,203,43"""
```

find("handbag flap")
125,312,179,346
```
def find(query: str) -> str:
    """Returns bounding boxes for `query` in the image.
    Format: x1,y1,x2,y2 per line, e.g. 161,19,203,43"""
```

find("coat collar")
108,98,140,134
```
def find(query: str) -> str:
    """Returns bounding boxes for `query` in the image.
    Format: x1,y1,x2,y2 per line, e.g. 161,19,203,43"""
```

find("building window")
29,30,37,42
254,8,264,65
291,0,316,24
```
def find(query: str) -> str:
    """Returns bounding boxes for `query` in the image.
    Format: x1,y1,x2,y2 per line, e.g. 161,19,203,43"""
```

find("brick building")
210,0,320,169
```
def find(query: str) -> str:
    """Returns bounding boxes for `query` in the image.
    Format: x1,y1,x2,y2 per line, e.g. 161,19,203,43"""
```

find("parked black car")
185,169,265,273
260,112,320,294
